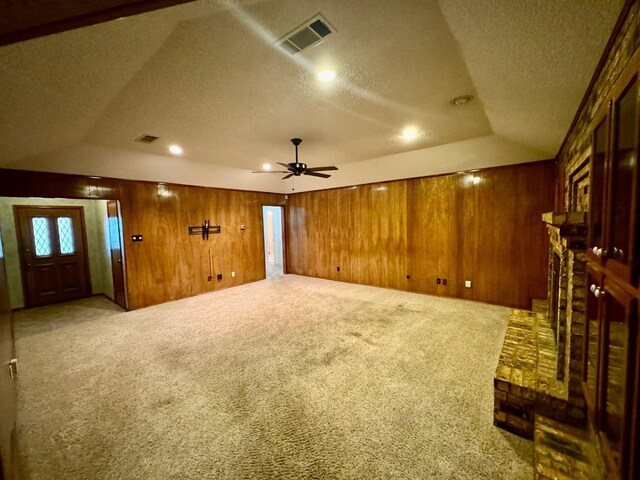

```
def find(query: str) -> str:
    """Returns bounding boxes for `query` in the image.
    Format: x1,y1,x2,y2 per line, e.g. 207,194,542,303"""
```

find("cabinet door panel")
583,266,604,421
606,74,638,282
587,113,609,266
600,278,637,478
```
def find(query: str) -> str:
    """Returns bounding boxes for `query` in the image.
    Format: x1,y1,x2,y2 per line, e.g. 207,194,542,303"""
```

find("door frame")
260,204,287,277
106,200,128,309
14,205,92,308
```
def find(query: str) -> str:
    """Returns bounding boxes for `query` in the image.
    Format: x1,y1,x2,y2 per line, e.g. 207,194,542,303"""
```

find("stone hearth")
493,212,588,439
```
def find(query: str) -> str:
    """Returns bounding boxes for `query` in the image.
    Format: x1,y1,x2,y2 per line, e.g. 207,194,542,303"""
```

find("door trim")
14,205,91,308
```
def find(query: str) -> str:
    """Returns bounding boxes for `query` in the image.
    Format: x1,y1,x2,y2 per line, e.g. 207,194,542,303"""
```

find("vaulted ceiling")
0,0,623,193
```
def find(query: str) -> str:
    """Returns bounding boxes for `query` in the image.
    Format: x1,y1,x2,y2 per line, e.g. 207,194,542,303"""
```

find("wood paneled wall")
286,161,555,309
0,222,17,479
0,169,284,310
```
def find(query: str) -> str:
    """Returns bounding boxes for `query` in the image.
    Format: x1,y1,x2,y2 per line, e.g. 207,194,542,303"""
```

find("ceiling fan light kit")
252,138,338,180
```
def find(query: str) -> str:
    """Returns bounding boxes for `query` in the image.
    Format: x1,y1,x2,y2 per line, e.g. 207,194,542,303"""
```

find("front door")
107,201,126,309
15,206,90,307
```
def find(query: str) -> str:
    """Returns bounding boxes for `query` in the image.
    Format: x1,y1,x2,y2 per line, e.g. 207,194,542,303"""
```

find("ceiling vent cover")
277,14,334,54
135,134,159,143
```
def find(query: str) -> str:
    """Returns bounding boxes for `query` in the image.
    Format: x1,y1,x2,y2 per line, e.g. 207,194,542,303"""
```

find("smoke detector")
277,14,334,54
451,95,474,106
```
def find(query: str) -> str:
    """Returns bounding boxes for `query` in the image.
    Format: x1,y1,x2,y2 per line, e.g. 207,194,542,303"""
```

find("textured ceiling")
0,0,623,193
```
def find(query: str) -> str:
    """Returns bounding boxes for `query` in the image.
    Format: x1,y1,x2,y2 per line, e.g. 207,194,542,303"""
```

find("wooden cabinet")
584,51,640,480
599,279,637,478
583,265,604,420
587,53,640,285
586,103,610,267
606,67,639,284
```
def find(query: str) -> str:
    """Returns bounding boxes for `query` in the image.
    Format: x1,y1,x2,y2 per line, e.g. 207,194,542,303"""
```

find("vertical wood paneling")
408,177,439,294
286,181,408,290
0,168,284,310
473,168,518,306
0,222,17,479
287,161,554,309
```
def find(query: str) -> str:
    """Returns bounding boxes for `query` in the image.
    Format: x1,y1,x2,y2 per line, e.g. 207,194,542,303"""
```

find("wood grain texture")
287,182,408,290
287,161,555,309
0,0,196,46
0,221,17,479
0,169,284,310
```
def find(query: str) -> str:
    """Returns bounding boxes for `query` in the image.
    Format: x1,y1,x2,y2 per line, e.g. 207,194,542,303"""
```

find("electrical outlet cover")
465,280,472,288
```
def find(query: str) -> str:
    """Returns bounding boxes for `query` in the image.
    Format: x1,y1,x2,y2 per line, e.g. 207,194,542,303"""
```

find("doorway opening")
262,206,284,278
0,197,127,310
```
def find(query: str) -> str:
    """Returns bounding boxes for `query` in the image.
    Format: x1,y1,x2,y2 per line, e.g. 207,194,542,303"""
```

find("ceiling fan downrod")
291,138,302,166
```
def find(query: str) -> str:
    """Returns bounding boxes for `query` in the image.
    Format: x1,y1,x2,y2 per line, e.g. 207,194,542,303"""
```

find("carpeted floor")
14,275,532,479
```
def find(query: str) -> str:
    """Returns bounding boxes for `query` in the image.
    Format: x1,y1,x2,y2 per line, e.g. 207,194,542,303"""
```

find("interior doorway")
14,206,91,307
262,206,284,278
107,201,127,309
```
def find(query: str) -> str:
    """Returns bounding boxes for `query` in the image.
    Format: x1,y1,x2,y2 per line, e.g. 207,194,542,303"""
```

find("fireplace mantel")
542,211,587,250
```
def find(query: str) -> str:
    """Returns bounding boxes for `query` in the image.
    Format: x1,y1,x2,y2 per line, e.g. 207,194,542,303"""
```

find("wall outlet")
231,271,236,277
337,266,340,272
465,280,472,288
240,225,245,231
436,277,441,285
217,274,222,281
442,278,447,286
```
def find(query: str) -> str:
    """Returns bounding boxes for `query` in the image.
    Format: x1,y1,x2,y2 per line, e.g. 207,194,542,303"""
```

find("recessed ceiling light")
451,95,474,106
262,163,272,170
168,144,183,155
401,127,419,141
317,69,337,82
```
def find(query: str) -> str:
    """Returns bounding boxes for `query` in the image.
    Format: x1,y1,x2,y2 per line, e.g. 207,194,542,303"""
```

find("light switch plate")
465,280,472,288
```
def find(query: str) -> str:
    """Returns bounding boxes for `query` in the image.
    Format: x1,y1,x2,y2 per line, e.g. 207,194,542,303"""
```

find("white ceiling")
0,0,623,193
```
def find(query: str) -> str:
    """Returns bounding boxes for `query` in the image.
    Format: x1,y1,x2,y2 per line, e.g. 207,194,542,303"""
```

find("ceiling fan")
253,138,338,179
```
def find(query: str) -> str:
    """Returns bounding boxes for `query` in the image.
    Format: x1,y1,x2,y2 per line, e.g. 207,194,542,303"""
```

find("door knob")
590,284,605,298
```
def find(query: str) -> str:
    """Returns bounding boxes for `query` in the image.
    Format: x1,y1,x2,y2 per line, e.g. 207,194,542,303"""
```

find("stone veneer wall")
565,250,587,409
558,0,640,210
544,213,588,426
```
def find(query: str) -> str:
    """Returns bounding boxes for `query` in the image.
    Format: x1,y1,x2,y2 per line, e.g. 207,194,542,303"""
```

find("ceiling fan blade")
277,162,290,168
304,171,331,178
251,170,289,173
305,166,338,172
282,173,294,179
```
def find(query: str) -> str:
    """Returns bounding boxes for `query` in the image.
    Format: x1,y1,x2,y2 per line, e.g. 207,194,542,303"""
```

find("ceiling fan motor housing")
289,162,307,175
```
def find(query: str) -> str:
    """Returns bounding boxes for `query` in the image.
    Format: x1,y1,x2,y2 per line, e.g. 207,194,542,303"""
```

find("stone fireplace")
493,212,588,440
542,211,588,405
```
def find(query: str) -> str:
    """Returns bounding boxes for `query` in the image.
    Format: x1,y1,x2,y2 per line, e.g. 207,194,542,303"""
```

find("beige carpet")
15,275,532,479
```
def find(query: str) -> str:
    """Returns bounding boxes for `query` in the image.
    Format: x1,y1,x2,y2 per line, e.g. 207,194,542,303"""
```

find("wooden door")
107,201,126,309
605,63,639,283
586,101,610,266
583,264,605,422
0,226,17,480
599,278,637,479
15,206,90,307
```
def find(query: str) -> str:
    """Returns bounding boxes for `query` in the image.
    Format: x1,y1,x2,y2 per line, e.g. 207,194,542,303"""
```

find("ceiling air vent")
277,14,334,55
135,134,158,144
